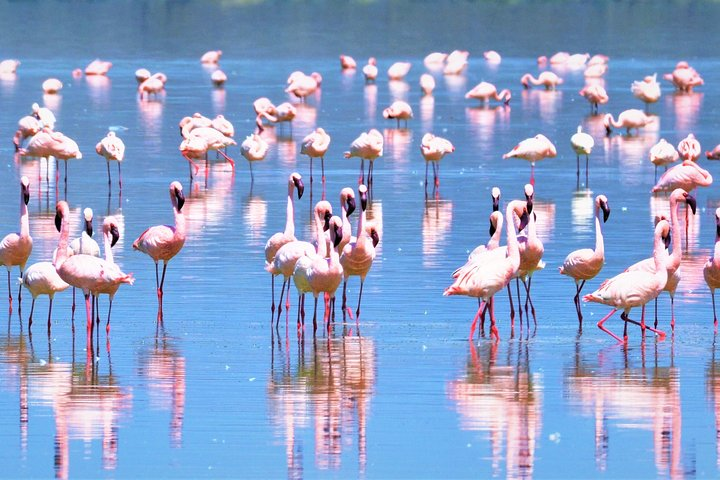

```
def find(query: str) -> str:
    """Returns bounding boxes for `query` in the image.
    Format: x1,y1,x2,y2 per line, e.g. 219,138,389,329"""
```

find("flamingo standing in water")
12,115,42,151
502,134,557,185
631,73,661,109
21,261,69,332
93,216,123,333
344,129,384,188
84,59,112,75
663,61,703,92
419,74,435,95
514,184,545,324
54,201,133,346
340,185,380,321
188,127,236,173
301,127,331,186
625,189,696,330
363,57,378,83
95,131,126,190
240,133,269,182
200,50,222,64
0,176,32,313
465,82,511,105
520,72,563,90
339,55,356,70
382,100,413,128
559,195,611,323
31,102,56,130
133,181,186,320
264,173,304,317
67,208,101,318
704,208,720,327
604,109,654,136
444,200,529,341
649,139,680,181
19,128,82,194
583,220,671,342
570,125,594,185
420,133,455,192
677,133,701,161
338,187,356,253
578,83,608,113
387,62,411,80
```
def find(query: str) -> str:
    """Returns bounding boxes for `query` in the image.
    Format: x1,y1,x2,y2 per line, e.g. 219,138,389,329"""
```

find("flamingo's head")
20,176,30,205
491,187,501,212
358,184,369,211
596,195,610,222
671,188,697,215
290,172,304,199
104,216,120,247
329,216,343,248
369,226,380,248
83,208,94,236
55,201,69,232
523,184,534,214
170,181,185,212
489,211,502,237
340,187,356,217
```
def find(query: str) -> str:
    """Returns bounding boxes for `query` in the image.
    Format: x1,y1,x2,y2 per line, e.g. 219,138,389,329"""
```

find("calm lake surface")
3,1,720,478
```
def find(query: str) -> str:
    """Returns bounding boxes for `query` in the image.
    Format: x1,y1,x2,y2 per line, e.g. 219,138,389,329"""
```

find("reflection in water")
137,98,164,152
707,340,720,468
668,92,703,133
293,103,317,140
447,341,543,479
211,87,226,115
43,93,62,114
443,74,467,96
243,189,268,248
419,95,434,132
526,194,555,244
364,84,377,122
465,106,511,152
0,332,132,479
603,131,659,187
384,128,412,167
422,197,452,268
85,75,111,109
650,194,700,251
137,329,186,448
267,335,376,477
565,343,682,476
571,189,595,234
183,167,235,243
30,204,81,261
521,90,562,124
276,137,299,169
388,80,409,101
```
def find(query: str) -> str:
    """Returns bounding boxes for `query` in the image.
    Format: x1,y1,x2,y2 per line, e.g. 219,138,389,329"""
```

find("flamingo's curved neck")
668,196,682,266
104,229,114,264
173,199,186,241
505,202,521,269
315,210,327,259
19,193,29,240
284,181,296,237
594,205,605,259
55,211,69,268
652,229,668,278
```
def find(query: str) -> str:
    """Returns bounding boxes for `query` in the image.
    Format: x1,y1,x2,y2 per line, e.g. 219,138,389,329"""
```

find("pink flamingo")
84,59,112,76
424,52,448,68
20,261,69,332
514,184,545,324
465,82,511,105
200,50,222,64
344,129,384,188
93,216,123,333
420,133,455,191
54,201,133,345
420,74,435,95
42,78,62,94
285,72,321,101
138,72,166,100
0,177,32,313
338,187,356,252
253,97,277,132
677,133,701,161
570,125,595,184
559,195,610,323
443,50,469,75
188,127,237,173
363,57,378,83
704,208,720,327
264,172,304,316
179,135,208,179
95,131,126,189
483,50,502,64
19,128,82,193
32,102,56,130
339,55,356,70
631,73,661,108
12,115,42,151
625,189,696,330
133,181,186,320
180,112,212,138
649,139,680,181
579,83,608,113
520,72,563,90
293,202,344,332
211,115,234,139
502,134,557,185
603,109,654,136
383,100,413,128
340,185,379,321
273,102,296,132
240,133,269,182
663,61,703,92
387,62,411,80
444,200,529,341
584,219,671,342
135,68,151,83
211,70,227,86
0,59,20,73
301,127,331,186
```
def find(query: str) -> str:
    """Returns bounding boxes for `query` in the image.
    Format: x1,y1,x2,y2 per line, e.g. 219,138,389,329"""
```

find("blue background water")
1,1,720,477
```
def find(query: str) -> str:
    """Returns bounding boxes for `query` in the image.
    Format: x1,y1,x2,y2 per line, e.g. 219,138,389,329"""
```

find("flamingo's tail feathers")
122,273,135,285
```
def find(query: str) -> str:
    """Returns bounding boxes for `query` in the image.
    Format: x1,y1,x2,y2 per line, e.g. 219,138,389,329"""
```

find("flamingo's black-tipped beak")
346,197,356,217
605,125,612,137
717,224,720,238
86,222,93,237
332,223,343,248
686,194,697,215
175,188,185,212
489,219,496,237
601,200,611,222
371,229,380,248
518,210,530,232
526,197,533,215
110,225,120,247
664,231,672,250
55,211,62,232
22,184,29,205
323,211,331,231
294,177,304,199
492,196,500,212
360,189,368,211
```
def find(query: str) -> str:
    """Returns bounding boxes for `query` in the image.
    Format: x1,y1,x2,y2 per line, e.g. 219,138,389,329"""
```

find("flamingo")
514,184,545,324
338,187,356,253
200,50,222,64
301,127,331,186
443,50,469,75
704,208,720,327
631,74,661,108
502,134,557,185
211,115,234,140
293,202,344,333
32,102,56,130
67,207,101,318
483,50,502,64
211,70,227,86
93,216,123,333
706,144,720,160
42,78,62,94
677,133,701,161
253,97,277,132
54,201,133,345
663,61,703,92
19,128,82,192
180,112,212,138
420,133,455,191
340,185,380,321
273,102,296,131
135,68,151,83
188,126,237,172
363,57,378,83
240,133,269,182
423,52,448,68
12,115,42,151
603,109,654,136
268,201,331,327
626,189,696,330
0,176,32,313
285,72,321,101
583,219,671,342
419,74,435,95
584,63,607,78
0,59,20,73
84,59,112,75
95,131,126,189
339,55,356,70
264,172,304,317
578,83,608,113
559,195,611,323
649,139,680,181
570,125,594,185
138,72,167,100
387,62,411,80
520,72,563,90
652,159,713,193
465,82,511,105
179,135,208,179
382,100,413,128
344,129,384,188
444,200,529,341
20,261,69,332
132,181,186,320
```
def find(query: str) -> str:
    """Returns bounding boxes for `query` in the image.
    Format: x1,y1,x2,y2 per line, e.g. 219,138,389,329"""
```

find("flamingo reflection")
447,341,543,478
422,196,453,268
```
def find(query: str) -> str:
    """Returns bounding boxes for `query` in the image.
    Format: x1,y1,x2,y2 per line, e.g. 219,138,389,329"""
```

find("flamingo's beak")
110,225,120,247
294,177,304,199
323,211,332,231
518,210,530,232
332,223,343,248
601,200,611,222
346,196,356,217
489,219,496,237
22,184,30,205
492,195,500,212
371,229,380,248
360,188,368,211
664,231,672,250
175,188,185,211
686,194,697,215
55,211,62,232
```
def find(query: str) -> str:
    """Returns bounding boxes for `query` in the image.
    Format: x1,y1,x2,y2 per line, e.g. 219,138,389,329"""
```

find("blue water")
1,1,720,478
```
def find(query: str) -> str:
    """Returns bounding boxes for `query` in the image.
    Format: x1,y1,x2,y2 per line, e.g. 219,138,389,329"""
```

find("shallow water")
2,1,720,478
